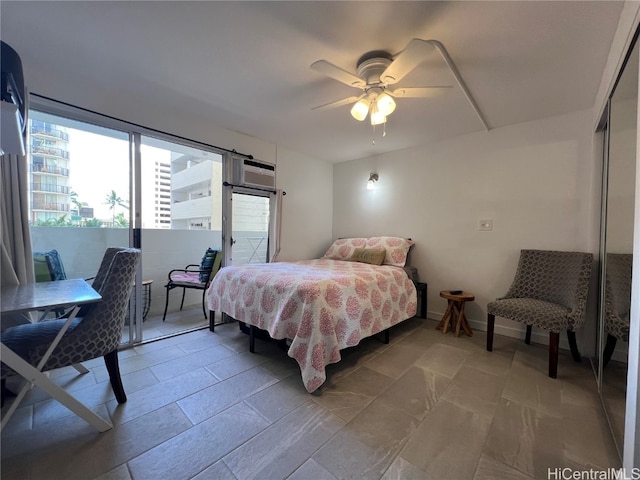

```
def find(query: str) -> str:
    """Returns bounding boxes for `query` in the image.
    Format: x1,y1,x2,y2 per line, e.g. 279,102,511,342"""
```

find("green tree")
83,218,102,228
70,190,83,213
113,212,129,228
69,190,84,225
34,215,72,227
104,190,129,225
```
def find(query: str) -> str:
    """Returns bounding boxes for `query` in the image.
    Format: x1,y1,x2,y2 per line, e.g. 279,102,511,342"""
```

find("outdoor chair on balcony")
33,249,70,318
33,249,67,282
162,248,222,321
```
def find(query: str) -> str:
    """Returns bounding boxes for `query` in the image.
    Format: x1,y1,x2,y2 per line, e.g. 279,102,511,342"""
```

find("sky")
67,129,130,220
66,129,169,222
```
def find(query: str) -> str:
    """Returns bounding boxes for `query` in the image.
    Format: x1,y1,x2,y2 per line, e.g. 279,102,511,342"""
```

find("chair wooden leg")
603,334,617,367
209,311,216,332
486,314,495,351
549,332,559,378
104,350,127,403
162,286,171,321
525,325,532,345
567,330,581,362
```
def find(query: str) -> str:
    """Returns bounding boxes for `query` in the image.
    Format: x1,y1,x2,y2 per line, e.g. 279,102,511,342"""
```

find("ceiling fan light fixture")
370,110,386,126
350,98,370,121
376,93,396,117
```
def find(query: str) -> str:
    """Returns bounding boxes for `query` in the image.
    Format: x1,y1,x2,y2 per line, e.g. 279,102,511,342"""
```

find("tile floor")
1,317,621,480
123,306,211,344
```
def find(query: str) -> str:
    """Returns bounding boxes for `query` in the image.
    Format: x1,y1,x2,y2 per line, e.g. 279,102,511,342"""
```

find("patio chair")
33,249,69,317
33,249,99,318
162,248,222,321
33,249,67,282
2,247,141,405
486,249,593,378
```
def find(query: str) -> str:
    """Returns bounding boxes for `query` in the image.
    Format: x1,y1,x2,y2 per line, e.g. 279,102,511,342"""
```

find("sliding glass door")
138,135,223,340
27,109,136,341
28,98,280,343
26,109,229,345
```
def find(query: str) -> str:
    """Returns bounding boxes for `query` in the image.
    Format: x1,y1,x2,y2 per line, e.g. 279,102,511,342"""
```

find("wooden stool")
437,290,475,337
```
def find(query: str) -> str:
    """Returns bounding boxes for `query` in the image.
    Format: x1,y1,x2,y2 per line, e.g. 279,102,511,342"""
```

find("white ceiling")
0,1,624,163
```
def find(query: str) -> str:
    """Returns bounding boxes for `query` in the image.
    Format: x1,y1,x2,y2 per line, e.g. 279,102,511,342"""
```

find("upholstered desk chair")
1,247,141,404
603,253,632,366
162,248,222,321
486,249,593,378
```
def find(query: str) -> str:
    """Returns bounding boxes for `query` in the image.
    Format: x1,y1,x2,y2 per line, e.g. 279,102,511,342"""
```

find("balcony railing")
31,163,70,176
31,183,70,194
30,145,70,159
31,201,70,212
30,125,69,142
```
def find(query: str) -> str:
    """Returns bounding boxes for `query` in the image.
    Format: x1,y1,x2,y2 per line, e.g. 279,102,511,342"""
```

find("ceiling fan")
310,38,489,131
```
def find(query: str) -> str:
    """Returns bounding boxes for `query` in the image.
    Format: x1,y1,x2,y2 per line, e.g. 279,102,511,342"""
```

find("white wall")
275,146,334,261
333,109,598,349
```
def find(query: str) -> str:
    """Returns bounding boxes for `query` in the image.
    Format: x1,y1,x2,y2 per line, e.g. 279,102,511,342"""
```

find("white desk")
1,279,113,432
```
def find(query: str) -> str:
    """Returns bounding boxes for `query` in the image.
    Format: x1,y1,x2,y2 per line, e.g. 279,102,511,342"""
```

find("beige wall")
333,109,599,349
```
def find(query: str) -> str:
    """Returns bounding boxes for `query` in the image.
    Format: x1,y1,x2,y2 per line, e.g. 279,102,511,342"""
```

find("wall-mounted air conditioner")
232,158,275,189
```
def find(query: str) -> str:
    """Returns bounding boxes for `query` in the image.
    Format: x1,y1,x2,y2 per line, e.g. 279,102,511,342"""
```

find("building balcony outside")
30,125,69,142
31,163,70,176
171,160,214,192
31,201,70,212
30,145,70,160
171,196,213,221
31,182,70,195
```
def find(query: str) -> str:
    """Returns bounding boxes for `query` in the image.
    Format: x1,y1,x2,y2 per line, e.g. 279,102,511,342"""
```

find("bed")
206,237,417,393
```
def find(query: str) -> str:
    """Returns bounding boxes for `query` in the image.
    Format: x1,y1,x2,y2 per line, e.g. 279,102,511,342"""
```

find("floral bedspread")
207,259,417,392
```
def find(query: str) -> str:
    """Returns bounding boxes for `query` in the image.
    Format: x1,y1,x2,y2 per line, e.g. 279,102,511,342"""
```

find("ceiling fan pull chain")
382,122,386,137
372,124,376,145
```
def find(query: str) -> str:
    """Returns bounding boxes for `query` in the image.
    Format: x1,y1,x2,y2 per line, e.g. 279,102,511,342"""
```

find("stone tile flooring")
1,317,621,479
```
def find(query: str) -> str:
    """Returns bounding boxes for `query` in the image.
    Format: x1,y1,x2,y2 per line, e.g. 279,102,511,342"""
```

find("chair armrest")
168,268,209,281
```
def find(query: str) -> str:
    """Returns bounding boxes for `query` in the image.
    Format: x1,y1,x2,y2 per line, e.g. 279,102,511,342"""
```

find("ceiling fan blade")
310,60,366,88
381,38,435,85
311,94,363,111
388,86,452,98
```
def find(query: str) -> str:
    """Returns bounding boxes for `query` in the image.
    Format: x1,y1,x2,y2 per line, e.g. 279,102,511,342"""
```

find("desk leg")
0,345,112,432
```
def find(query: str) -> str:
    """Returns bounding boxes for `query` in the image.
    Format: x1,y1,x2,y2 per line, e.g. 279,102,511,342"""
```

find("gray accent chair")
603,253,632,366
1,247,141,404
486,249,593,378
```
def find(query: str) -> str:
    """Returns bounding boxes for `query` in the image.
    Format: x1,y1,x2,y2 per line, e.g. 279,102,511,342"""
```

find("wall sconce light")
367,172,379,190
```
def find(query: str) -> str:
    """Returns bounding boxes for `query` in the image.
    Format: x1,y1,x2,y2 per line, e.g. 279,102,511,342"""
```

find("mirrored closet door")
598,33,638,461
